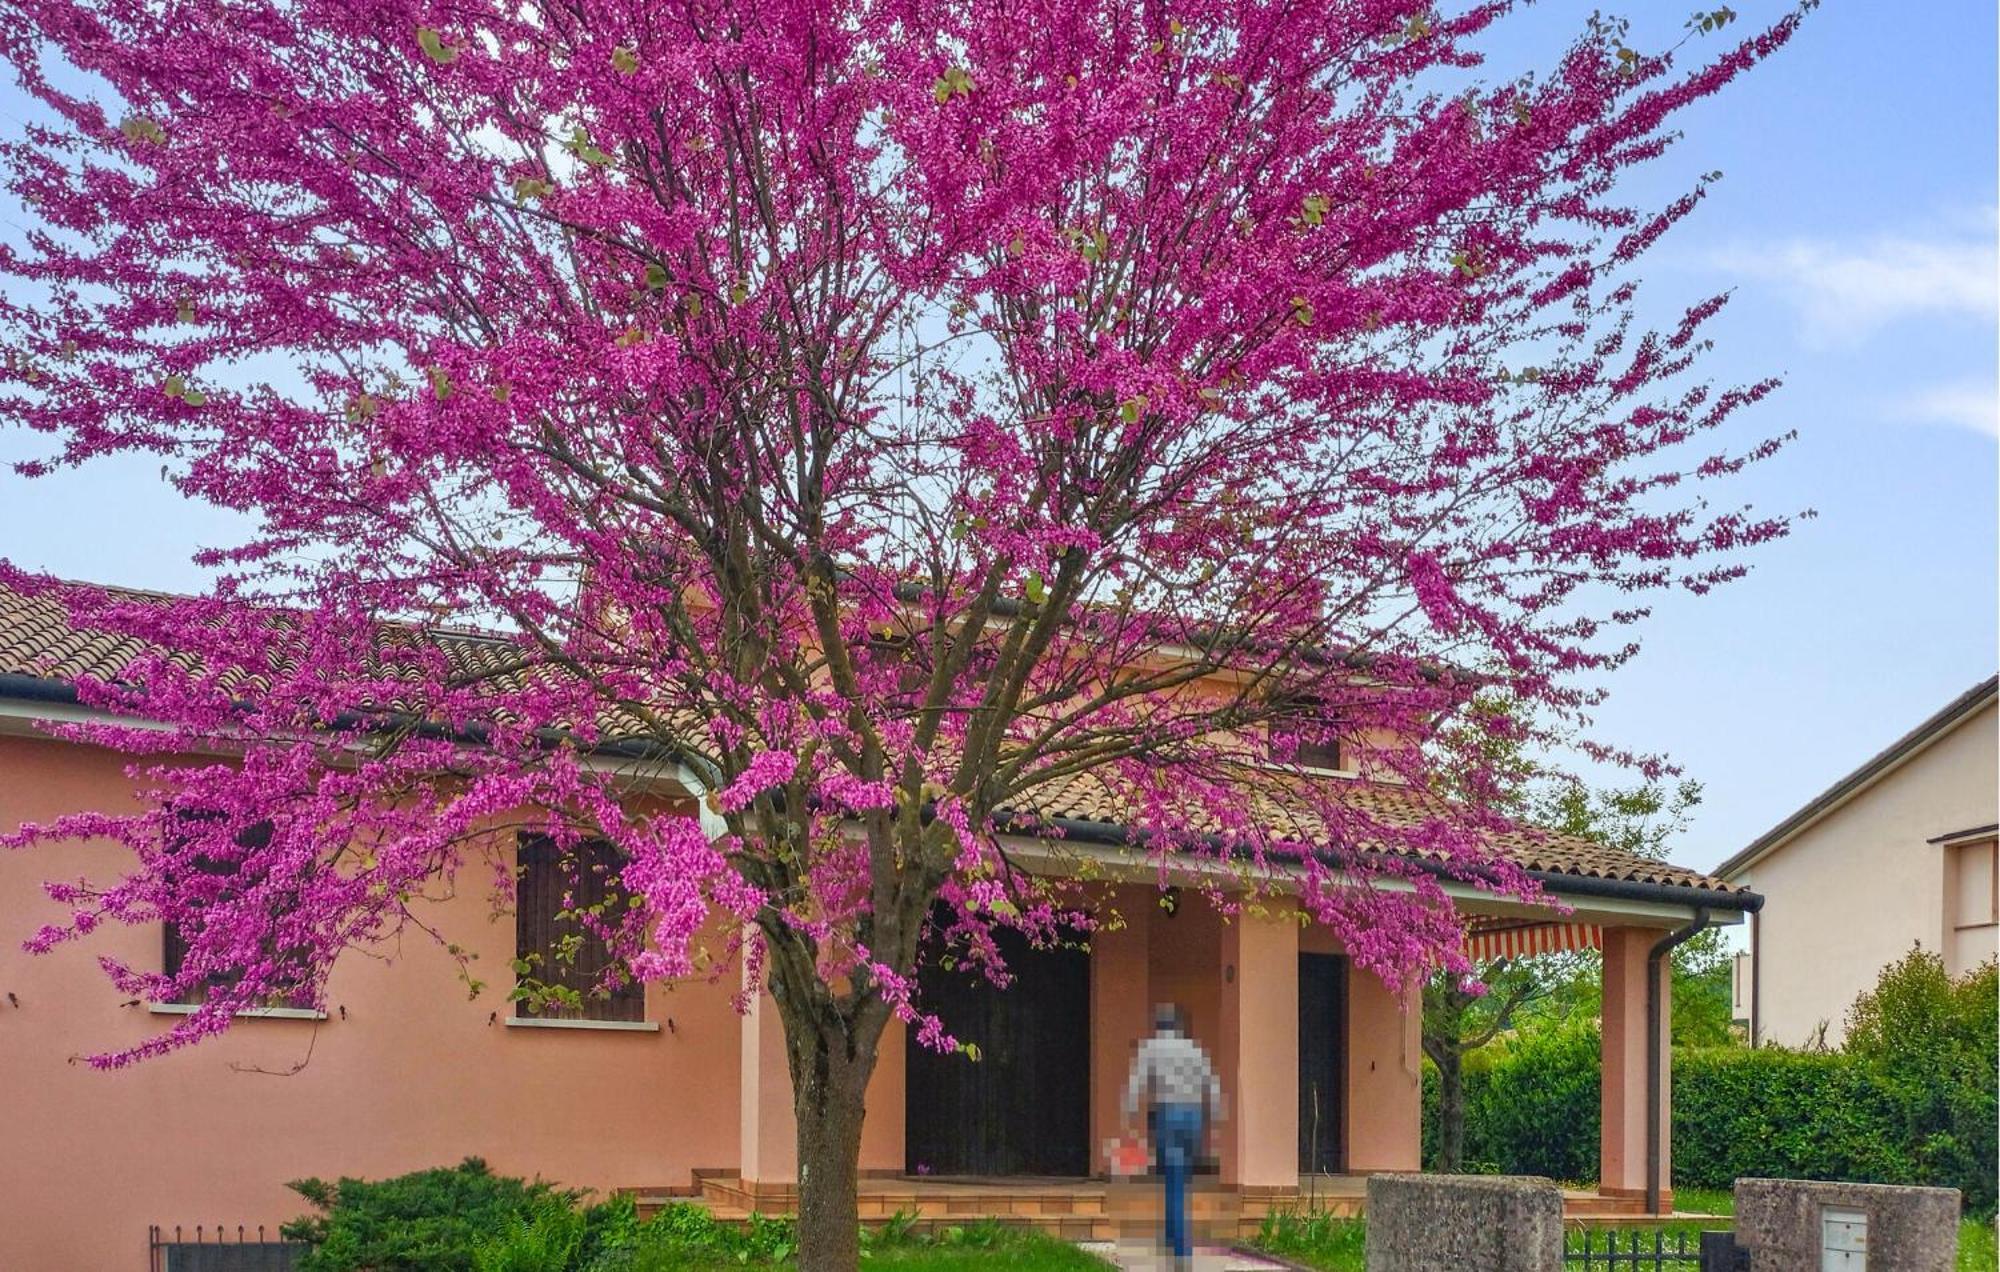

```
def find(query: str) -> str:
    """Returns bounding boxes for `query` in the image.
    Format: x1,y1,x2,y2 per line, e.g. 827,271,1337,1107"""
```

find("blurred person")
1122,1003,1224,1266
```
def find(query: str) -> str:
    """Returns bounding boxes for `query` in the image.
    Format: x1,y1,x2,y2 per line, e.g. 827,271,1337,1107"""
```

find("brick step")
1562,1195,1650,1219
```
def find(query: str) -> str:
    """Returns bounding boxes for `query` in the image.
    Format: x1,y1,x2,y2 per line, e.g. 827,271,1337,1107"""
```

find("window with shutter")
1266,702,1345,772
160,814,313,1008
514,835,645,1022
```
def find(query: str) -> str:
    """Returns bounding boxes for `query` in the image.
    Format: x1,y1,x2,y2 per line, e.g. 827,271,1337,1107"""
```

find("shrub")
1845,950,1998,1213
1422,1023,1599,1179
284,1158,573,1272
474,1197,589,1272
284,1159,637,1272
1421,954,1999,1213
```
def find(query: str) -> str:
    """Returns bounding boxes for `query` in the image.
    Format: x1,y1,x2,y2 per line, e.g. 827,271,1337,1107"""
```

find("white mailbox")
1821,1206,1868,1270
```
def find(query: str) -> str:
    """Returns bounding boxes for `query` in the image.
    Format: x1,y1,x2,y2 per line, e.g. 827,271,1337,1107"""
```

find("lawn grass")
1250,1210,1366,1271
616,1216,1112,1270
1957,1218,1998,1272
1249,1196,1999,1272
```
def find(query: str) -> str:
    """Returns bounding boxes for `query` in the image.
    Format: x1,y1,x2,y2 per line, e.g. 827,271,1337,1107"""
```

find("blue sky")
1,1,1993,872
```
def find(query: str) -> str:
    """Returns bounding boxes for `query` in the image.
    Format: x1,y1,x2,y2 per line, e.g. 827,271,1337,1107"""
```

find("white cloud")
1710,219,1998,348
1892,379,1999,438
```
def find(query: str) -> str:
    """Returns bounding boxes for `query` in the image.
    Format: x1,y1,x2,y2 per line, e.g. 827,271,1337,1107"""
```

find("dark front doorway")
1298,951,1348,1174
904,918,1090,1176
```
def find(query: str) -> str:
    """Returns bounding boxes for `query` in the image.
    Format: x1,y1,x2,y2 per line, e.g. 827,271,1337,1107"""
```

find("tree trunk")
782,999,887,1272
1435,1046,1466,1172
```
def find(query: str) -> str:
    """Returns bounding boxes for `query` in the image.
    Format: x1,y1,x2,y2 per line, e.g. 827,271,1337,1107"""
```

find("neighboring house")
0,580,1757,1269
1718,676,1999,1048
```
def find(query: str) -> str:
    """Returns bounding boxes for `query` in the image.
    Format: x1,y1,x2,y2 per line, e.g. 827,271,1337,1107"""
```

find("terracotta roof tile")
998,763,1746,898
0,579,1748,903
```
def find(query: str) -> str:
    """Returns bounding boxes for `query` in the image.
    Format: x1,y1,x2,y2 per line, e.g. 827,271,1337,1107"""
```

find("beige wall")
1736,698,1999,1047
0,731,747,1272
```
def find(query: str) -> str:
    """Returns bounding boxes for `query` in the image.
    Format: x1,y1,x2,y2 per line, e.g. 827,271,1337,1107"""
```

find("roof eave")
999,810,1760,914
1715,674,1999,881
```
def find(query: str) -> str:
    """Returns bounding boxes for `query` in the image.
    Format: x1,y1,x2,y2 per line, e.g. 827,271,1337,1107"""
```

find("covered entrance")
903,923,1091,1176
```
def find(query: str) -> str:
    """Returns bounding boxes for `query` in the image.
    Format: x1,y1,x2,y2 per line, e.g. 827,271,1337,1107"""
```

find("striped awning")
1464,921,1602,962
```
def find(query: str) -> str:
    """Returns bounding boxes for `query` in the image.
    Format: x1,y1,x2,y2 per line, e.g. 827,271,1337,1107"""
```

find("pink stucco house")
0,580,1759,1269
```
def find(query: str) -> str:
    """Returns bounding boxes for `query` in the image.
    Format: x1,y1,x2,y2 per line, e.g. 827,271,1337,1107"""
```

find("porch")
644,1172,1656,1240
727,881,1708,1223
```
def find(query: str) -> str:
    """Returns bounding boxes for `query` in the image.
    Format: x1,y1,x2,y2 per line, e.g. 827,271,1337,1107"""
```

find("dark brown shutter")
1295,737,1343,770
515,836,644,1022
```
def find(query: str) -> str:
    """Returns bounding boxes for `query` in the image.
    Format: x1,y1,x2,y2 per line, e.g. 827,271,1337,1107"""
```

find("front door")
904,920,1091,1176
1298,952,1348,1173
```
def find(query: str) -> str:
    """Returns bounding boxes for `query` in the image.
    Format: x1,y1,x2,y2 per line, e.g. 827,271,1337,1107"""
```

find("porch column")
740,976,797,1187
1600,926,1672,1212
1089,888,1155,1171
1344,969,1423,1172
857,1017,907,1176
1218,901,1299,1189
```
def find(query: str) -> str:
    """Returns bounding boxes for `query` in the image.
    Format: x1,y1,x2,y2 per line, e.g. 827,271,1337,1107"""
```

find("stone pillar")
1599,926,1671,1210
739,976,797,1188
1365,1174,1564,1272
1735,1179,1960,1270
1089,888,1154,1170
1218,901,1299,1189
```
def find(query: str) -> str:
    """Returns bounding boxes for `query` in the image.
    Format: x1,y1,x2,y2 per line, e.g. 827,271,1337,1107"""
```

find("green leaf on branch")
427,366,452,401
163,373,186,398
1300,193,1330,227
119,117,166,145
566,127,613,168
1024,571,1048,605
611,45,639,74
415,27,457,65
1687,7,1737,35
1120,396,1145,423
643,262,669,291
511,176,553,200
933,66,974,105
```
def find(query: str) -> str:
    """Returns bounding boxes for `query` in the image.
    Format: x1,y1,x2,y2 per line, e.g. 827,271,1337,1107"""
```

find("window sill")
504,1016,660,1033
1255,760,1359,779
148,1003,327,1020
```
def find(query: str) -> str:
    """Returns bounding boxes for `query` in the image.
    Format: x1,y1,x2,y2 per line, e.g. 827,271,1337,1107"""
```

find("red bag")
1105,1135,1150,1178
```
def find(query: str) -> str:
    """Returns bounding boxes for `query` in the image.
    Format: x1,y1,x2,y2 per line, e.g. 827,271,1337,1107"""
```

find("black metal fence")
1564,1228,1747,1271
147,1224,303,1272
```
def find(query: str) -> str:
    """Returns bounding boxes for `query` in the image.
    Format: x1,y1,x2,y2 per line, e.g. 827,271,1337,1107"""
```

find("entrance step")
622,1176,1655,1239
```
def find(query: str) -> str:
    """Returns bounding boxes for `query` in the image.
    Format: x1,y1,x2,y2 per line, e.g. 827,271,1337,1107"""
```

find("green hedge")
1421,1025,1599,1181
1421,1027,1997,1213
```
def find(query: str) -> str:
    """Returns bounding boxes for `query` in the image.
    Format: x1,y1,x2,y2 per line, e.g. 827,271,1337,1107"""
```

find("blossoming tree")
0,0,1802,1263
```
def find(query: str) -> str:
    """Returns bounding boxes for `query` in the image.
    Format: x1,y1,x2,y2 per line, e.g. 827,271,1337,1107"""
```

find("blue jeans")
1154,1102,1205,1258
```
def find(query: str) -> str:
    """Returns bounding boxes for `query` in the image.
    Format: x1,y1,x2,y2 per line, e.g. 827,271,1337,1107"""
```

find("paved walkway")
1077,1240,1294,1271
